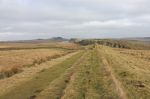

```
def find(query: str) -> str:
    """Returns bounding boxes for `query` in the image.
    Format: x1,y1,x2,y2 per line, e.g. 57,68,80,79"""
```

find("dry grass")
98,45,150,99
115,48,150,61
0,41,80,50
0,52,79,96
0,41,149,99
0,41,80,79
0,51,83,99
0,49,69,79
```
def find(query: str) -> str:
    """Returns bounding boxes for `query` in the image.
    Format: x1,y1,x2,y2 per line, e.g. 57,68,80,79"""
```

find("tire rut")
60,52,88,99
101,56,127,99
35,51,88,99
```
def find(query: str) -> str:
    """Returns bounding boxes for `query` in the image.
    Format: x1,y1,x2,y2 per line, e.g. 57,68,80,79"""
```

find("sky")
0,0,150,41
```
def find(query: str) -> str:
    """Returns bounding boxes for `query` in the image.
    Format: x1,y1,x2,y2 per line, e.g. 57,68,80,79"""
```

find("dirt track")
102,57,127,99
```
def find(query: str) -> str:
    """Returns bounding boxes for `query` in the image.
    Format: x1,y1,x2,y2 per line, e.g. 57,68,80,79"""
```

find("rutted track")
59,48,120,99
0,51,84,99
1,45,149,99
97,45,127,99
36,51,88,99
0,47,126,99
101,57,127,99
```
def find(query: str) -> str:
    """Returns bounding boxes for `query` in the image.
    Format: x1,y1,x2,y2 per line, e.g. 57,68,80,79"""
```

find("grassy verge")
0,51,84,99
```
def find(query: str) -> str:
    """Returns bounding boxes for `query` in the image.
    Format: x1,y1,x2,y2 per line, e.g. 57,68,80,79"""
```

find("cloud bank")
0,0,150,40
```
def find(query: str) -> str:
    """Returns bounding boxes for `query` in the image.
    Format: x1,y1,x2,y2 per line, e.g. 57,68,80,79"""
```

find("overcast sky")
0,0,150,41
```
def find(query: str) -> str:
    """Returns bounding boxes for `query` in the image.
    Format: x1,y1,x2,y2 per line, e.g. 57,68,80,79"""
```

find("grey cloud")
0,0,150,41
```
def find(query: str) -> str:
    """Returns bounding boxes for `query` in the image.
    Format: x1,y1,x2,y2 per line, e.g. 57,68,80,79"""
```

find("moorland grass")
0,51,84,99
98,45,150,99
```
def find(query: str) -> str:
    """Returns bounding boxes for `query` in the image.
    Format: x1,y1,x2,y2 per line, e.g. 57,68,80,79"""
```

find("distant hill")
0,37,68,43
51,37,68,41
123,37,150,41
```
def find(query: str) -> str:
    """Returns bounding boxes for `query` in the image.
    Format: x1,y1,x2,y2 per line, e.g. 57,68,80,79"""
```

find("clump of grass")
30,52,71,66
0,66,22,79
0,49,70,79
